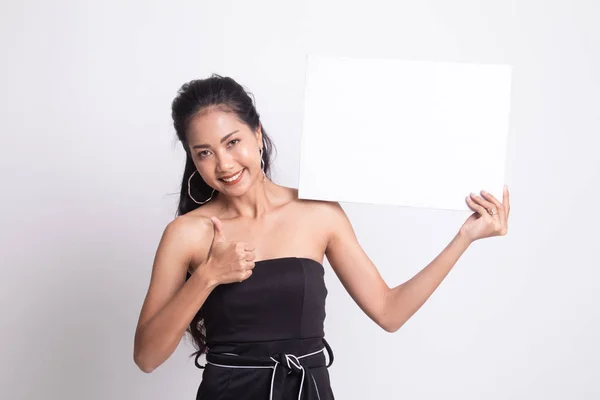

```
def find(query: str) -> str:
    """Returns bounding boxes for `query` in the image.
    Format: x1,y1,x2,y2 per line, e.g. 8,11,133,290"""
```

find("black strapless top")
203,257,327,345
193,257,335,400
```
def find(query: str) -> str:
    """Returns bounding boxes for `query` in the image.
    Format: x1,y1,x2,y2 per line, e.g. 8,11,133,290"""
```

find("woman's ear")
256,124,263,146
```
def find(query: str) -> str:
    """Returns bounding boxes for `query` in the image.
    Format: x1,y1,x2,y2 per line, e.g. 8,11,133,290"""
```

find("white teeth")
222,170,243,182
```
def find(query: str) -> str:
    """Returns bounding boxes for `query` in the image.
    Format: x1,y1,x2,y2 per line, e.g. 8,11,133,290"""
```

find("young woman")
133,75,511,399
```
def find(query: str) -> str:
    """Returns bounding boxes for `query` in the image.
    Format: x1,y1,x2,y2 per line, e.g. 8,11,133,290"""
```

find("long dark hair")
170,74,276,358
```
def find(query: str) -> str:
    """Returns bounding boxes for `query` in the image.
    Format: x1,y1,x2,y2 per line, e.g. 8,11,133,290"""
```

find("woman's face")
186,109,263,196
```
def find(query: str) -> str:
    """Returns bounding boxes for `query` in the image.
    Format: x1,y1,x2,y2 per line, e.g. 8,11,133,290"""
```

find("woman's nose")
215,153,235,172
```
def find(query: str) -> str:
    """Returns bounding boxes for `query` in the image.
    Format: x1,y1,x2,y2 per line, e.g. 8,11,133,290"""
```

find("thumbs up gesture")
203,217,256,285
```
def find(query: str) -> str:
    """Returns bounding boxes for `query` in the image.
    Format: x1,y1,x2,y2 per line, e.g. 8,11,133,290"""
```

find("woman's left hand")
460,185,511,243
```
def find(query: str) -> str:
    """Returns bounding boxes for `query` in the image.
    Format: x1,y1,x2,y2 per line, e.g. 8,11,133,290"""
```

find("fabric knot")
276,353,305,375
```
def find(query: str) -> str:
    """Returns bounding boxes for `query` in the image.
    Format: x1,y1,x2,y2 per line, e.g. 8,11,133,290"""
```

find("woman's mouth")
219,169,245,186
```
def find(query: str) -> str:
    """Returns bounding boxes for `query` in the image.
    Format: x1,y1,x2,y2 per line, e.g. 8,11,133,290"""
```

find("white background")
1,0,599,399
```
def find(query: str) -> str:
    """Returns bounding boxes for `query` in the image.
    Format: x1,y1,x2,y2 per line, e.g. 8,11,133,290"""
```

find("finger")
466,196,489,217
470,193,496,215
245,252,256,262
239,269,252,282
480,190,505,220
503,185,510,217
480,190,502,208
210,217,226,243
244,260,256,269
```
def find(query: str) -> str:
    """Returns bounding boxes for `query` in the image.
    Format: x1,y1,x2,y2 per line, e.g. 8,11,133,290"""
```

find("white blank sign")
298,55,512,211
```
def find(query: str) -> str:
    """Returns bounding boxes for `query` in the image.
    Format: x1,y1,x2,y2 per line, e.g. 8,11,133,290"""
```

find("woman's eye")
197,140,238,158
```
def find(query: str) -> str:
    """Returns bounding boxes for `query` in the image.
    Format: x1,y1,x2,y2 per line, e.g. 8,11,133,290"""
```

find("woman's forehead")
187,110,246,142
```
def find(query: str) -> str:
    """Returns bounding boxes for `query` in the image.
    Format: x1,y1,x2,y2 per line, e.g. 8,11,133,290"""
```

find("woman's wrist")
456,228,475,247
191,262,219,291
457,227,476,245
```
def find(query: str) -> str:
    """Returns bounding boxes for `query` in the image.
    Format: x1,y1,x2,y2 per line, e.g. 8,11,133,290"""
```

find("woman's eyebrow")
192,130,239,149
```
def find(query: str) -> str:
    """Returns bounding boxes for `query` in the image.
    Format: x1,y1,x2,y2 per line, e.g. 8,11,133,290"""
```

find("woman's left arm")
323,187,510,333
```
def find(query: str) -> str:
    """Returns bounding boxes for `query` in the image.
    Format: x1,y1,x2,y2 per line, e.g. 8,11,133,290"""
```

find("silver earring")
259,148,265,176
188,170,216,205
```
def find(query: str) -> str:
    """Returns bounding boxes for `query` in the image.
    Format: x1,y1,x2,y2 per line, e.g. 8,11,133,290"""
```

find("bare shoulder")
289,188,349,240
165,212,213,241
161,212,214,269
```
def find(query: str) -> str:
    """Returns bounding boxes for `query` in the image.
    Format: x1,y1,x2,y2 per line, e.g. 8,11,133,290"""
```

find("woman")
133,74,511,399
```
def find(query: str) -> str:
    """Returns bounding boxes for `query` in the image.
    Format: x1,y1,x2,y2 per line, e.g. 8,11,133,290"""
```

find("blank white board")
298,54,512,211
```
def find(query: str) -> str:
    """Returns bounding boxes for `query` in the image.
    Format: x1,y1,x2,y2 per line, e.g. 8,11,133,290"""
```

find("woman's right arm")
133,216,215,373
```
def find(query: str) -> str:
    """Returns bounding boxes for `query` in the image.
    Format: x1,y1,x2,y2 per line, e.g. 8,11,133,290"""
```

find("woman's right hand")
197,216,256,286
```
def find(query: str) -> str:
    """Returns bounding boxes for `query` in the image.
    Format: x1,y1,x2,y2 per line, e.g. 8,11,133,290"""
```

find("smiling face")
186,108,263,196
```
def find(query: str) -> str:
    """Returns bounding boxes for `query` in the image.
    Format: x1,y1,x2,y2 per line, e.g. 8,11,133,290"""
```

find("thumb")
210,217,226,243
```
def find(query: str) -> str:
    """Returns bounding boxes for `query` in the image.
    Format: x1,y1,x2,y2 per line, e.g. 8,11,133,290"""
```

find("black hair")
170,74,276,358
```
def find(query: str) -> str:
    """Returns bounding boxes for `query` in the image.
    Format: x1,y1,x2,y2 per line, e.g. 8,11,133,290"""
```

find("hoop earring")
188,170,216,205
